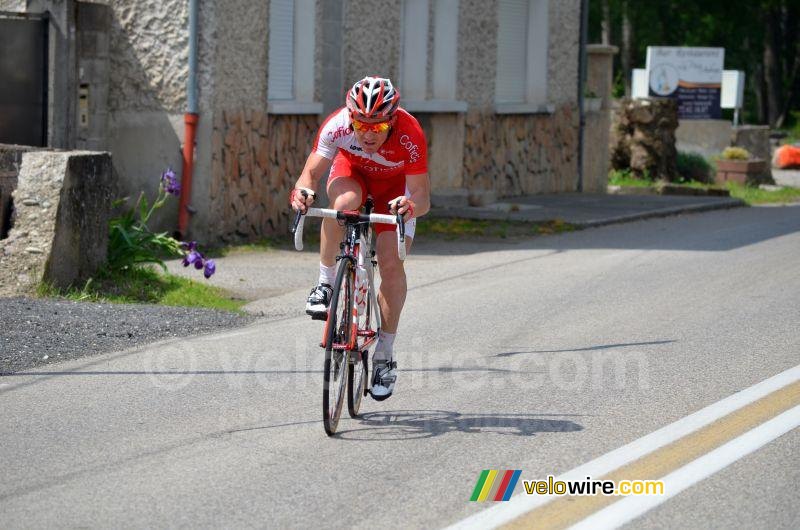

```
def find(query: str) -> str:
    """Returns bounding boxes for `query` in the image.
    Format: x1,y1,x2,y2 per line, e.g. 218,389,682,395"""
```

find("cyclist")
289,76,430,401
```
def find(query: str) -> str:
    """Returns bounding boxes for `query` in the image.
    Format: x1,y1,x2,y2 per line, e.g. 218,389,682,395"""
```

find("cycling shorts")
326,153,416,238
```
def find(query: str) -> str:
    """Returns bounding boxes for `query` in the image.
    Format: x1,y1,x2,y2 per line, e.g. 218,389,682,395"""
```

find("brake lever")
290,190,309,235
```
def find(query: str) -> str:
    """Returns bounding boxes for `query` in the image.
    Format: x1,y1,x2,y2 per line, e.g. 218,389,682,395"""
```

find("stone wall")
464,105,578,196
209,111,319,241
0,151,115,295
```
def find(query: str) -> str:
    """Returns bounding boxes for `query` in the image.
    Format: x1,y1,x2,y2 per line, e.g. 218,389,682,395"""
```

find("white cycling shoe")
370,360,397,401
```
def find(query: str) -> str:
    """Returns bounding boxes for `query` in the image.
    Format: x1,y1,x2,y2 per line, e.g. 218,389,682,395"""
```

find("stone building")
1,0,599,243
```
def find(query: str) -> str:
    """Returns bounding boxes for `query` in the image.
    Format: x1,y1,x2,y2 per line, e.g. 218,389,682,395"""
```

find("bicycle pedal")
310,312,328,321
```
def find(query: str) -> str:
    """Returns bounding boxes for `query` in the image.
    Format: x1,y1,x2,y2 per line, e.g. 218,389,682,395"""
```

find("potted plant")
584,89,602,112
715,147,767,185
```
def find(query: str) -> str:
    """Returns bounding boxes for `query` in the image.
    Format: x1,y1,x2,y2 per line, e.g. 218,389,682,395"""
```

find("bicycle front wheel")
323,259,354,435
348,348,368,417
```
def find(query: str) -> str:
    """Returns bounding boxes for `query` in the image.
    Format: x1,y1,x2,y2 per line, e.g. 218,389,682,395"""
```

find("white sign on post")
646,47,724,119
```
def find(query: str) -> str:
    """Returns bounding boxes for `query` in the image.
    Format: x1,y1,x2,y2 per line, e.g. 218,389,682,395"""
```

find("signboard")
646,47,724,119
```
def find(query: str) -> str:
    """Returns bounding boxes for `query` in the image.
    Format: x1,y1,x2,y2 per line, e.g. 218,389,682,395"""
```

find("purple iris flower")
182,250,201,267
194,253,205,270
203,259,216,279
161,167,181,196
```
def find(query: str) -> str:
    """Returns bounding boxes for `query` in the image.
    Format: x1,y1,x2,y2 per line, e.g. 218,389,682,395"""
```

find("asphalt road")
1,205,799,529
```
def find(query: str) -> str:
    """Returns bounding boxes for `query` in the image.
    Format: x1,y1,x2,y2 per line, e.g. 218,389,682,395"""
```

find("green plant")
676,151,713,183
608,168,653,187
612,70,626,99
107,193,183,272
107,169,215,279
721,147,751,160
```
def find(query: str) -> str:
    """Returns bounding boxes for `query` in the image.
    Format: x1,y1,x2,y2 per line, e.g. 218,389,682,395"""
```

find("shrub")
721,146,751,160
676,151,713,183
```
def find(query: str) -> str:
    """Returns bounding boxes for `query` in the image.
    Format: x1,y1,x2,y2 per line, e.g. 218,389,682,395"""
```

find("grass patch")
415,218,577,239
608,169,654,187
669,179,711,189
725,182,800,205
37,267,247,313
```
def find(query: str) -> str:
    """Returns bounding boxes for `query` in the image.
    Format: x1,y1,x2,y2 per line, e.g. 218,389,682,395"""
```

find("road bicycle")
291,197,405,435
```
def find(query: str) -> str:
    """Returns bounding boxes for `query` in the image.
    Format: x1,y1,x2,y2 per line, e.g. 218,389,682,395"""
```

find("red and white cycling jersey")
313,107,428,178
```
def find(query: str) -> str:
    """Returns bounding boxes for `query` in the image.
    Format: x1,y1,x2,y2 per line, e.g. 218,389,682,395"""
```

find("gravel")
0,297,256,374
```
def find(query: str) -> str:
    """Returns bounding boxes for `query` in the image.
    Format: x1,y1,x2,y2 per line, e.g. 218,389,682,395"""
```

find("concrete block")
731,125,773,184
676,119,732,160
0,151,116,295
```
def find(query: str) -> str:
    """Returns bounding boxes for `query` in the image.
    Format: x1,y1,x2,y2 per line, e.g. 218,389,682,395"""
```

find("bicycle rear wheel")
323,259,354,435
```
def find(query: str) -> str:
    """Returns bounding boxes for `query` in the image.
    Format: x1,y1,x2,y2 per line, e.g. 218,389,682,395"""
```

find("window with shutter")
495,0,528,103
401,0,429,101
495,0,549,111
268,0,294,101
401,0,467,113
267,0,321,114
432,0,459,101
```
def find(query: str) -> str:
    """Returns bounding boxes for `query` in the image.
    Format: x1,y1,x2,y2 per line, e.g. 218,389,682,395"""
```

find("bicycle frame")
322,220,380,352
291,201,405,352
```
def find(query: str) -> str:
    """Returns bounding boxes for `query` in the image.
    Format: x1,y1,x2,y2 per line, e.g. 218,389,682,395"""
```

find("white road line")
445,363,800,530
570,403,800,530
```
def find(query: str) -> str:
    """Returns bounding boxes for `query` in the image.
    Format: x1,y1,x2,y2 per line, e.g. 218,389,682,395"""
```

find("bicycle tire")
348,347,368,417
349,226,377,416
323,258,353,435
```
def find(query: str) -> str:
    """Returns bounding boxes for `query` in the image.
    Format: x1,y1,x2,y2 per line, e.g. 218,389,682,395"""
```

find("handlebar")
291,207,406,261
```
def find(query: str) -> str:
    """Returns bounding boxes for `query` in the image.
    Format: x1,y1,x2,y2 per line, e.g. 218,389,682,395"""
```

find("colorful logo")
470,470,522,502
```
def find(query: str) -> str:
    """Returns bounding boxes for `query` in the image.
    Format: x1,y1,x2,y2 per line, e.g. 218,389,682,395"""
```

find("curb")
427,198,747,228
573,198,746,228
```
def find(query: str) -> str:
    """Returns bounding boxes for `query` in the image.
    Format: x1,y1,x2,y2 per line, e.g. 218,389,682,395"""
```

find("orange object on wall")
773,144,800,169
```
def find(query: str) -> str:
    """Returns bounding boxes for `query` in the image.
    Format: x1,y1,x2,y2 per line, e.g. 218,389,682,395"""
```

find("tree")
588,0,799,127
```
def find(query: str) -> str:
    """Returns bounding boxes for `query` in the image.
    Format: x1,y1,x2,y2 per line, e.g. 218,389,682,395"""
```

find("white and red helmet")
346,76,401,119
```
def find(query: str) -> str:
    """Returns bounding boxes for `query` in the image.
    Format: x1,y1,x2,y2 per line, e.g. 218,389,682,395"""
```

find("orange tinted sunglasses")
352,118,391,133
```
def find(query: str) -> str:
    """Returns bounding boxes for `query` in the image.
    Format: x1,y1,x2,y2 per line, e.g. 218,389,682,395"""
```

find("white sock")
373,331,396,362
318,262,336,286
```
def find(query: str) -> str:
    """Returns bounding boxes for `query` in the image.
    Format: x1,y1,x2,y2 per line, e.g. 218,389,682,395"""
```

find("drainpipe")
576,0,589,192
178,0,199,238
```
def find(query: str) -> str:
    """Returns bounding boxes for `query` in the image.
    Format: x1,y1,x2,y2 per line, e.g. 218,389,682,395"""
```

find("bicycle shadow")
337,409,583,441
